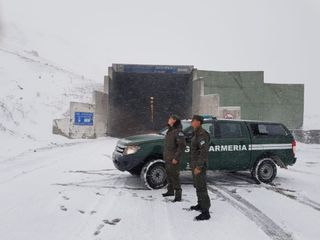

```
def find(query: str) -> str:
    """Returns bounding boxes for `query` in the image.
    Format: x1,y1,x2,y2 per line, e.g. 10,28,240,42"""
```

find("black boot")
195,210,211,221
190,204,202,211
162,191,174,197
172,190,182,202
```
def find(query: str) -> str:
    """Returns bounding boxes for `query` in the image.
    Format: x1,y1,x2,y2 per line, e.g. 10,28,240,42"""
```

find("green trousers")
192,167,211,211
165,162,181,193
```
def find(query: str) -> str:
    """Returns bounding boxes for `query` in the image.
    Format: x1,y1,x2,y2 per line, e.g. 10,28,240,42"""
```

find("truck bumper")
289,157,297,166
112,151,140,171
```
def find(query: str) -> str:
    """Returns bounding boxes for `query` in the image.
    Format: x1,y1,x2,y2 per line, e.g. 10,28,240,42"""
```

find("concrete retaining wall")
198,94,220,116
94,91,108,137
199,70,304,129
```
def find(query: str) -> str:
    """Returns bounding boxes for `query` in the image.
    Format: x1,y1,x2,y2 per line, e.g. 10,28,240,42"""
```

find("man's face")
191,119,201,129
168,117,176,127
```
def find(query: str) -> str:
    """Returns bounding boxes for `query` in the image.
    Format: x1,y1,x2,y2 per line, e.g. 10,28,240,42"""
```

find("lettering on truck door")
210,121,251,170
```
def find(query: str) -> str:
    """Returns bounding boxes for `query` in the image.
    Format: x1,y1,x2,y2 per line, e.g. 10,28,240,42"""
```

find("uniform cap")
169,114,180,121
192,115,204,124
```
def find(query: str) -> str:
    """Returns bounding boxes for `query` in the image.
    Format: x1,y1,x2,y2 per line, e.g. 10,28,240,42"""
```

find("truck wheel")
251,158,277,184
140,159,167,190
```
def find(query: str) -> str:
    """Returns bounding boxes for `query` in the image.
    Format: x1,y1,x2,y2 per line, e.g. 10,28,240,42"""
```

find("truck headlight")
123,145,141,155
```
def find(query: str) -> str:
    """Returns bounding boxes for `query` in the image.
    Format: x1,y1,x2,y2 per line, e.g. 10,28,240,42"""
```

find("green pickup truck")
112,116,297,189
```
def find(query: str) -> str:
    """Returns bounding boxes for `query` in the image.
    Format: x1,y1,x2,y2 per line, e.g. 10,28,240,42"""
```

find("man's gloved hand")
172,159,178,165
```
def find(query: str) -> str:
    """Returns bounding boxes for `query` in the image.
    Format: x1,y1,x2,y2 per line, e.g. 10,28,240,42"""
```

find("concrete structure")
53,102,96,139
192,72,241,120
52,118,69,138
93,91,108,137
106,64,194,137
53,63,304,138
198,70,304,128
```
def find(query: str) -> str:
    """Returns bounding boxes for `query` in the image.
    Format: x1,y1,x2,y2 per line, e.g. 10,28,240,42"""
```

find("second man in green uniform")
189,115,211,220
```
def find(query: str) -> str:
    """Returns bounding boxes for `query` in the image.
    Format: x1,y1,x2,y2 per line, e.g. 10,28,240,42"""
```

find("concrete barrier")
291,129,320,144
52,118,70,138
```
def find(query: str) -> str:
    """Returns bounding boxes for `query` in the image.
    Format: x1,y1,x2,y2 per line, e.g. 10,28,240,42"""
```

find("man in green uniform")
189,115,211,220
162,114,186,202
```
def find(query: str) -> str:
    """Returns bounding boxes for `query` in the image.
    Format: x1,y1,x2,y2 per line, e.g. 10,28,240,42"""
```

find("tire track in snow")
55,169,146,191
208,183,294,240
0,139,114,184
226,172,320,212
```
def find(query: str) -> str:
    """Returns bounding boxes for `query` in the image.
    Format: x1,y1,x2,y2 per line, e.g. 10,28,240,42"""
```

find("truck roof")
182,118,284,125
216,118,283,125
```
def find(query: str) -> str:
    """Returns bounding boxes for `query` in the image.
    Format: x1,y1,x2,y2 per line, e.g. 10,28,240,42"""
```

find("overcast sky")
0,0,319,115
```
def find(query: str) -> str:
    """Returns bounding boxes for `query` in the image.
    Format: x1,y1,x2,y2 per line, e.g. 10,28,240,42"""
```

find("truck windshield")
158,120,191,135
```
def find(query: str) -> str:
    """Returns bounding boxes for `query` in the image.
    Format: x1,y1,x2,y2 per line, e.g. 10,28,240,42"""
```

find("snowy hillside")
0,45,102,159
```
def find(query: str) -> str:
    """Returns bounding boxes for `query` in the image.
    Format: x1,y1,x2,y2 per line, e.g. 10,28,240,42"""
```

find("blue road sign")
114,64,193,74
74,112,94,126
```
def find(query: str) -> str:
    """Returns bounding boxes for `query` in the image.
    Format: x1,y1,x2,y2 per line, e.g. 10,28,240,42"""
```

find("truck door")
181,121,214,171
209,121,251,171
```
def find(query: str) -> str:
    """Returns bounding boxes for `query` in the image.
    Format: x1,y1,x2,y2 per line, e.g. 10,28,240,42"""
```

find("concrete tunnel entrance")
53,63,304,139
107,64,194,137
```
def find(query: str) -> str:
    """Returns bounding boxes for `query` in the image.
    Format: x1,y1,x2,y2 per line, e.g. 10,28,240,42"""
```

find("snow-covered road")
0,138,319,240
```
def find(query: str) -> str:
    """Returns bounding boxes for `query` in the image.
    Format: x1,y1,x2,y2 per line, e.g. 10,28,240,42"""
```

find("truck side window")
250,124,287,137
202,123,214,136
267,124,288,136
183,123,213,141
216,122,243,138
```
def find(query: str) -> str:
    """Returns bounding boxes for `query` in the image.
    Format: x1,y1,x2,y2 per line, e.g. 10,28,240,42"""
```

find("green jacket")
163,124,186,163
191,126,210,168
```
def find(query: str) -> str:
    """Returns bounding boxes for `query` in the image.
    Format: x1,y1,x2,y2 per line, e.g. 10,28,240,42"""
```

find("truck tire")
140,159,167,190
251,158,277,184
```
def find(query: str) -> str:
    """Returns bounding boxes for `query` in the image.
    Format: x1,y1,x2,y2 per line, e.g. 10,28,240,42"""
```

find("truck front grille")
116,145,126,154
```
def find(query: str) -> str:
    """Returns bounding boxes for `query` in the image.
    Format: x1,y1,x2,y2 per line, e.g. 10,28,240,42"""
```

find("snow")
0,45,102,159
1,1,320,239
0,138,319,240
303,114,320,130
0,41,319,239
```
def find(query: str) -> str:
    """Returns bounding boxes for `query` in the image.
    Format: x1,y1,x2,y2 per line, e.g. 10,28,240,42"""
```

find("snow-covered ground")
1,1,320,239
0,138,319,240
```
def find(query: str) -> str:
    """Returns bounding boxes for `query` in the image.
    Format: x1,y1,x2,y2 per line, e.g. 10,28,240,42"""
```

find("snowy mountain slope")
0,45,102,159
